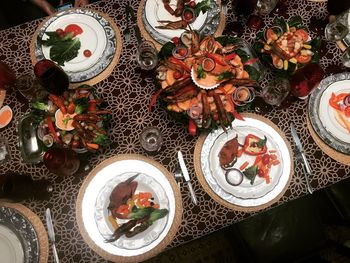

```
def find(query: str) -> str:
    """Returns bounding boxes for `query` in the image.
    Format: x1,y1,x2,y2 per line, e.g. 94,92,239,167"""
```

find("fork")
124,3,131,42
174,168,182,188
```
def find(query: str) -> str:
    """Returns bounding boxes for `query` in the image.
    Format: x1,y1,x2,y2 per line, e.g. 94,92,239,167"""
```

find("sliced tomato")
295,54,312,64
294,29,309,42
64,24,83,37
266,28,277,42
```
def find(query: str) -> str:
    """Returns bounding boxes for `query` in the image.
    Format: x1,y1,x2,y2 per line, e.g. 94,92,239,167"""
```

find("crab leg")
226,78,259,87
156,20,188,30
162,0,175,15
212,93,231,131
164,77,192,95
165,85,199,102
201,92,211,129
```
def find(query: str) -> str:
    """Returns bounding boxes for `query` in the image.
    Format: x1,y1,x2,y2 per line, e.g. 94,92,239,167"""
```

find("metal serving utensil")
46,208,59,263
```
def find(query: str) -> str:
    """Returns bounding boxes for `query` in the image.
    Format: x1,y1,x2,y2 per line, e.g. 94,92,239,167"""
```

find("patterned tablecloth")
0,0,350,261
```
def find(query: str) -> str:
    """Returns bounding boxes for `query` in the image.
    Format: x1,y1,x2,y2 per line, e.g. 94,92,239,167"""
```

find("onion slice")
225,168,244,186
343,94,350,106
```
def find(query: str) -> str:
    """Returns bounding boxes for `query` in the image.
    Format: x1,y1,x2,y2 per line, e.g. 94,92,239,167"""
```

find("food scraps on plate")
31,85,111,152
218,133,280,186
329,92,350,133
254,16,320,77
153,31,261,135
106,174,169,242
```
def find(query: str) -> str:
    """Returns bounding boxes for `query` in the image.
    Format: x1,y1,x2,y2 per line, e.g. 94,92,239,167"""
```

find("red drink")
34,59,69,95
289,63,325,99
43,147,80,176
0,61,16,90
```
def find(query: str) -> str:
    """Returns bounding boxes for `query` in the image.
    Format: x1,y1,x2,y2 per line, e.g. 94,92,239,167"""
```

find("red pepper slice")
243,58,258,65
224,53,237,61
168,57,191,72
205,52,227,66
233,111,245,121
47,116,61,144
148,88,163,112
329,92,341,111
188,118,197,136
243,134,267,155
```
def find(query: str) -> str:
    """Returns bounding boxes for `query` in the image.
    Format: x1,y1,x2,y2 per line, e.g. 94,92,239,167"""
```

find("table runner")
0,0,349,261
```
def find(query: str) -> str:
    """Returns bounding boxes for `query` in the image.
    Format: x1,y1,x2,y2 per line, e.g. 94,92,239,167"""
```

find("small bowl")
191,67,220,90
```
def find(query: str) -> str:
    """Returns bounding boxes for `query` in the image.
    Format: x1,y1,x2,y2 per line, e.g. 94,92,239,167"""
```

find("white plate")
142,0,221,44
200,117,292,207
209,124,284,199
318,80,350,144
35,9,116,83
80,158,176,257
94,172,169,250
308,72,350,154
0,224,24,263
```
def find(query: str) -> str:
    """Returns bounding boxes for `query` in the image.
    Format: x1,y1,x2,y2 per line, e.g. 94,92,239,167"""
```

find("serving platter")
141,0,221,45
76,154,182,262
194,113,293,211
32,8,117,83
308,72,350,154
0,206,39,263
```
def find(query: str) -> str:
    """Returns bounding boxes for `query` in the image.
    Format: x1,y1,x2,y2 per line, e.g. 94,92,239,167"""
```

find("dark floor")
145,178,350,263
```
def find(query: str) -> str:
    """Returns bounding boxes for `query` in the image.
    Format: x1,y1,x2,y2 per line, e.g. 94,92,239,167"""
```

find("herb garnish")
194,0,211,17
256,136,267,148
243,165,258,185
197,65,206,79
217,71,235,81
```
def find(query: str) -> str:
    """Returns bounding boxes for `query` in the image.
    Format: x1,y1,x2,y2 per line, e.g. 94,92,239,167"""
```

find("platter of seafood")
141,0,221,44
31,85,111,153
308,72,350,154
254,16,320,77
153,32,263,135
195,114,292,209
76,155,182,262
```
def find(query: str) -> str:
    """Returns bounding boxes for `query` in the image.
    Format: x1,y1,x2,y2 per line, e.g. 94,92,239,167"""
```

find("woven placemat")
29,8,122,89
0,201,49,263
193,113,294,212
76,154,183,263
307,114,350,166
137,0,226,50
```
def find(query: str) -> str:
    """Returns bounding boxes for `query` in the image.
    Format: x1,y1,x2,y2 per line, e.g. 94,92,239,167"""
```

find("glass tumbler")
0,137,11,165
325,10,349,41
256,0,279,15
260,78,290,106
139,127,163,153
136,41,158,70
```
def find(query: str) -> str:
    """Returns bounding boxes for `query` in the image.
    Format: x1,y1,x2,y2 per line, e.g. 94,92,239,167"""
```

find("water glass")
232,86,256,106
139,126,163,153
34,59,69,95
260,78,290,106
0,138,11,165
325,21,349,41
15,73,48,101
136,41,158,70
342,47,350,67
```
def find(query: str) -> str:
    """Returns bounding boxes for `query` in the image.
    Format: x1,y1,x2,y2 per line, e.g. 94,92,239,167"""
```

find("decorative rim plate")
142,0,221,45
208,124,285,199
94,172,169,250
77,155,182,261
308,72,350,154
200,117,292,207
34,9,116,83
0,206,39,263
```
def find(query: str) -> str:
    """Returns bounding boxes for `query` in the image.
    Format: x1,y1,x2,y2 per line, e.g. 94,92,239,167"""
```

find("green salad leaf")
217,71,234,81
243,165,258,185
41,31,81,66
194,0,211,17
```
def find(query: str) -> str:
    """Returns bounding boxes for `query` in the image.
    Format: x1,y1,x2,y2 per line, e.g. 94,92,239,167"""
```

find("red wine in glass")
43,147,80,176
0,61,16,90
289,63,325,99
34,59,69,95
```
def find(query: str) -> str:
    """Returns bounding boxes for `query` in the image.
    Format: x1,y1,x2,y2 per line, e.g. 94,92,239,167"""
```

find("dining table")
0,0,350,262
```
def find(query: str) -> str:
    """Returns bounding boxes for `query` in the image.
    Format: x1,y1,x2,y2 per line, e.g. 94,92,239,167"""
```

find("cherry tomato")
183,11,194,21
64,24,83,37
295,54,312,64
55,28,65,38
172,37,180,45
262,154,270,165
177,48,187,57
188,1,196,8
83,49,92,57
173,70,183,79
294,29,309,42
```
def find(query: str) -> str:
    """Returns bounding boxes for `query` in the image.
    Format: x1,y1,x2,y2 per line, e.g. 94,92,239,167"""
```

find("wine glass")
139,127,163,153
43,147,80,176
325,10,349,42
256,0,279,15
136,41,158,70
289,63,324,99
0,61,16,91
0,137,11,165
15,72,48,101
34,59,69,95
260,78,290,106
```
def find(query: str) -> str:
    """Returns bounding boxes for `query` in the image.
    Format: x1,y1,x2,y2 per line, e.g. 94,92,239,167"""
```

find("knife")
177,151,198,205
290,123,314,194
46,208,60,263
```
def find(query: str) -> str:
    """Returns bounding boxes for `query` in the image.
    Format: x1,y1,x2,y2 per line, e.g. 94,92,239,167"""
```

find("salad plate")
197,115,292,208
308,72,350,154
209,123,285,199
0,206,40,263
76,155,182,262
142,0,221,44
34,9,116,83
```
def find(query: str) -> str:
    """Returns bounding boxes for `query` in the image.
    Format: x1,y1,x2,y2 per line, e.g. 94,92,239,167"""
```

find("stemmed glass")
34,59,69,95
